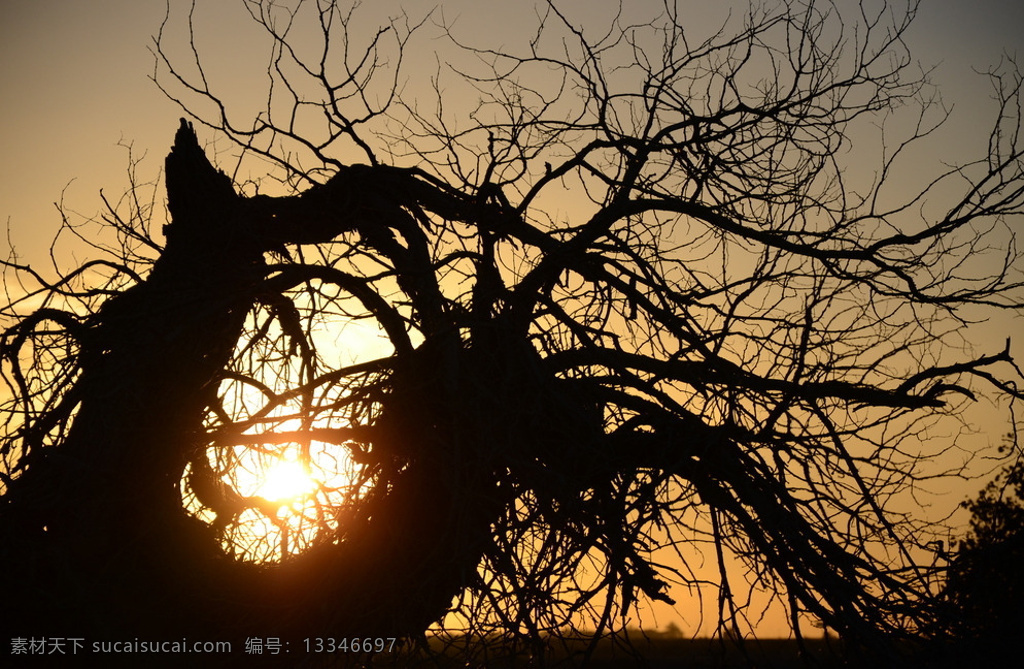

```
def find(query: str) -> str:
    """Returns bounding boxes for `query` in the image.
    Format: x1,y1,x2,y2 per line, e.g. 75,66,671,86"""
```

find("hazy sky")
2,0,1022,638
2,0,1022,261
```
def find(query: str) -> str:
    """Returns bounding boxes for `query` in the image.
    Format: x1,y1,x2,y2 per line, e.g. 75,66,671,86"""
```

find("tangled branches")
3,0,1024,663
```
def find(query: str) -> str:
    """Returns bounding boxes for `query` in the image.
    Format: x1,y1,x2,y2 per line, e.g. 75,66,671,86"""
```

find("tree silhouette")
2,0,1023,664
937,443,1024,661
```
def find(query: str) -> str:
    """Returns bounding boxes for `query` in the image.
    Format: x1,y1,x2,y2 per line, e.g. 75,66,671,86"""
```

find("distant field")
581,636,847,668
367,633,854,668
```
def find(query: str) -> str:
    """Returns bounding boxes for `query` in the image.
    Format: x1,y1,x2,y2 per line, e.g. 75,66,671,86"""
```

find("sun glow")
243,456,319,503
179,309,393,564
181,439,374,564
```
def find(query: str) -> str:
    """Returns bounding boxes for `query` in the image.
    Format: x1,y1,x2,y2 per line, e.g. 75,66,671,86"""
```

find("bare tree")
3,0,1023,663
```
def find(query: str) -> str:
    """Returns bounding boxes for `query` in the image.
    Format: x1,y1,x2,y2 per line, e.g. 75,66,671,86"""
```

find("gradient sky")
2,0,1023,638
2,0,1022,254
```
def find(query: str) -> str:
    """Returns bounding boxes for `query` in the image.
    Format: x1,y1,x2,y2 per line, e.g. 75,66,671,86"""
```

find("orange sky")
2,0,1022,256
2,0,1023,639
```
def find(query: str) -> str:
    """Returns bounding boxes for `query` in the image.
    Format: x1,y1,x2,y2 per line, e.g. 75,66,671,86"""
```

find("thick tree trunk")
0,121,499,652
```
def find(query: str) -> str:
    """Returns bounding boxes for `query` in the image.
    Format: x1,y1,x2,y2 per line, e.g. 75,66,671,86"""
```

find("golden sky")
2,0,1021,255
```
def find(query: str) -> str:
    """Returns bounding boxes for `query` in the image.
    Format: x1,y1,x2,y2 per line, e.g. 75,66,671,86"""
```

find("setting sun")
180,435,375,564
249,458,318,503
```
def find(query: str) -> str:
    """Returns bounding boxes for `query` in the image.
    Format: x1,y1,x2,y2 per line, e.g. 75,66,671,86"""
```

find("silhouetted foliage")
2,0,1023,665
940,449,1024,651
